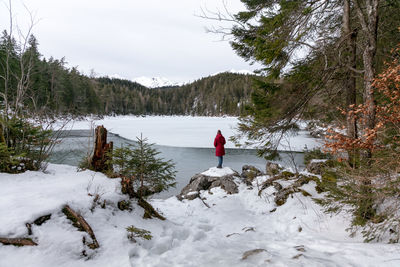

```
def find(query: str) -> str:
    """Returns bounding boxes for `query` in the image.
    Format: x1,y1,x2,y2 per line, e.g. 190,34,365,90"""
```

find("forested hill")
97,73,256,116
0,33,256,116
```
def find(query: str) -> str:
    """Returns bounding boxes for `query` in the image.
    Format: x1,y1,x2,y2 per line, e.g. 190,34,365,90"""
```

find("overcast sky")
0,0,259,83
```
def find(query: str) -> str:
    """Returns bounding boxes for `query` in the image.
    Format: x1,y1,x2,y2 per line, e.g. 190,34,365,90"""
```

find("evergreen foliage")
0,31,257,117
111,135,176,197
126,225,152,242
223,0,400,241
0,115,54,172
228,0,400,158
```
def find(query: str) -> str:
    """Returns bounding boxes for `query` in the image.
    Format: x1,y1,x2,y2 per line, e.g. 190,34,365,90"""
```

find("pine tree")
111,135,176,197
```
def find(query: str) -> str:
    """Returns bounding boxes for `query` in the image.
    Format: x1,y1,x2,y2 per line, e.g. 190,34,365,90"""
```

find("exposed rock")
179,174,214,198
258,168,319,206
117,200,131,211
295,245,306,252
178,170,239,200
274,175,318,206
258,176,282,196
258,171,296,196
185,191,200,200
241,165,263,184
306,159,328,175
266,162,283,176
272,182,283,191
309,129,325,138
217,176,239,194
305,122,325,138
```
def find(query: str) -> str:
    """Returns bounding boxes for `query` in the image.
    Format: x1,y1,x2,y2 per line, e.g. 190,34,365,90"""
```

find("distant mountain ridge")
132,76,184,88
94,72,260,116
131,70,255,89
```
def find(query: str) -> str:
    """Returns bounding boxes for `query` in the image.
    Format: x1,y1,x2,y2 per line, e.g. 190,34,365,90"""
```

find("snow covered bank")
1,164,400,266
59,116,321,151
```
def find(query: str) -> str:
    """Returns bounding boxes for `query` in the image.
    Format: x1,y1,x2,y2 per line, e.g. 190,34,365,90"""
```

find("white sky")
0,0,259,83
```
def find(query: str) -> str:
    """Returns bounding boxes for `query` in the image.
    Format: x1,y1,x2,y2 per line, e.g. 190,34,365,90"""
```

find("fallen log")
62,205,99,249
34,214,52,226
0,237,37,246
25,214,52,236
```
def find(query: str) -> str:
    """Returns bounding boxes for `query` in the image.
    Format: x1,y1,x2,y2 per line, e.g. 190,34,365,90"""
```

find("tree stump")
90,125,113,172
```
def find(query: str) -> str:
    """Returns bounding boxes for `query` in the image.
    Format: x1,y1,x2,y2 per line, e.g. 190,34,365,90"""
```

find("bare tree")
0,0,39,117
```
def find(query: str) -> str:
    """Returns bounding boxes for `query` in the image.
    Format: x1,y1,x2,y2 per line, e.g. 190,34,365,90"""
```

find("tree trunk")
0,123,5,143
353,0,379,158
90,125,113,172
343,0,358,165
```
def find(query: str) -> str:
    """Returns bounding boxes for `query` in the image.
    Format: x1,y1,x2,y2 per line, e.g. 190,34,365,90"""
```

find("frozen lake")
50,130,305,198
58,115,320,151
51,116,318,197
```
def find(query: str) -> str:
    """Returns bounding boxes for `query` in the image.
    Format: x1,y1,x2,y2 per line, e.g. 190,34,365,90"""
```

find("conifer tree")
111,135,176,197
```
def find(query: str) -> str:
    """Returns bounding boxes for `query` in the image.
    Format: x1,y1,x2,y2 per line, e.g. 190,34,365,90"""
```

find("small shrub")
0,115,56,173
109,134,176,197
0,143,23,173
126,225,152,242
78,155,93,171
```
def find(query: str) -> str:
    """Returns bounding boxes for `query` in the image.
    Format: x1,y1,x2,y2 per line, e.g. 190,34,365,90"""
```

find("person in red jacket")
214,130,226,168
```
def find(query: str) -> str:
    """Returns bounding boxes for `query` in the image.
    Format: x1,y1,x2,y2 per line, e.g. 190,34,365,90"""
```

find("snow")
133,70,255,88
60,116,321,151
310,159,328,163
1,164,400,266
201,167,236,177
132,76,183,88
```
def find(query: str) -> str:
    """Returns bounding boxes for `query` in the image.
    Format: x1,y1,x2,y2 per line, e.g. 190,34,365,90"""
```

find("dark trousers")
217,156,223,168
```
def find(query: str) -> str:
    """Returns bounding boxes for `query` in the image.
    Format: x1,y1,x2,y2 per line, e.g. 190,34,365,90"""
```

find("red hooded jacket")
214,133,226,156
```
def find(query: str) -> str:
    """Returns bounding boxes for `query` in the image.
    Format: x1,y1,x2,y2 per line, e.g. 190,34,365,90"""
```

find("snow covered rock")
241,165,263,185
266,162,283,176
306,159,329,175
258,170,320,206
177,167,240,200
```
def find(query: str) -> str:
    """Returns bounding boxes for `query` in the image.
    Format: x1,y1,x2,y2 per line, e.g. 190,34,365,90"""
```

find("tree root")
137,197,166,220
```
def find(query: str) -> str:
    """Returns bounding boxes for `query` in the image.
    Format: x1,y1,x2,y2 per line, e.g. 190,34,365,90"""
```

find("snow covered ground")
1,164,400,267
59,116,321,151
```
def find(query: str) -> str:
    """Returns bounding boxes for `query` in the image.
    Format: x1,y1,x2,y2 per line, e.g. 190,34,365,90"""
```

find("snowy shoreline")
1,163,400,266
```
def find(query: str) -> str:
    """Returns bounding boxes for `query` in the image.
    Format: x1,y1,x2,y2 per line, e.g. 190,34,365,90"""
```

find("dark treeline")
97,73,256,116
0,31,256,116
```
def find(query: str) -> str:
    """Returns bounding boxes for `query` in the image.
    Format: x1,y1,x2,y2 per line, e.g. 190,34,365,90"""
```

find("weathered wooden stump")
90,125,113,172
